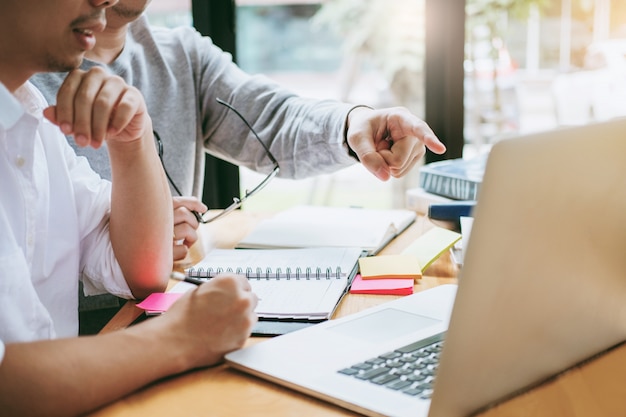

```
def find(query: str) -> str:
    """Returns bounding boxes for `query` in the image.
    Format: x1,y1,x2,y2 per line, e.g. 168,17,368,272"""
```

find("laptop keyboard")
337,332,444,399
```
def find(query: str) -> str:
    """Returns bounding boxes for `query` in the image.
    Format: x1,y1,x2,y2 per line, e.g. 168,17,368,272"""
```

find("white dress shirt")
0,81,132,359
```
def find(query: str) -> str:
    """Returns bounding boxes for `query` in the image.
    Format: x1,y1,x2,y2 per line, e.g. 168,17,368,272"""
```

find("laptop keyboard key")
371,373,399,385
337,367,359,376
355,366,390,380
386,379,412,390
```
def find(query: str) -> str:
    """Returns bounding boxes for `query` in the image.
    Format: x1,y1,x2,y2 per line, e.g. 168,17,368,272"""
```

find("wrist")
344,105,374,161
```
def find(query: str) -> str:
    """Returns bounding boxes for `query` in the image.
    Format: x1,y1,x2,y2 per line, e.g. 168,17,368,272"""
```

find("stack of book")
406,153,488,215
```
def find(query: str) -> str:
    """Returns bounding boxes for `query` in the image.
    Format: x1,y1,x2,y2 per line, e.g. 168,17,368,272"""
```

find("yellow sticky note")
359,255,422,280
402,226,462,272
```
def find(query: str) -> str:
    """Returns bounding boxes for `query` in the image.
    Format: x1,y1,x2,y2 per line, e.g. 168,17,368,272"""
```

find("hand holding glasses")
155,98,280,224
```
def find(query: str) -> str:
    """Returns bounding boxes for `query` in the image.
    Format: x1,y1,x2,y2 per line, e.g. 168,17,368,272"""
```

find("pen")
170,271,207,286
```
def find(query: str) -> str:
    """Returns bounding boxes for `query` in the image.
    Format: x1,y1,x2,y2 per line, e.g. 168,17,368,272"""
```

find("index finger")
422,131,446,154
387,112,446,155
210,273,254,294
52,69,88,137
235,274,253,292
173,196,208,213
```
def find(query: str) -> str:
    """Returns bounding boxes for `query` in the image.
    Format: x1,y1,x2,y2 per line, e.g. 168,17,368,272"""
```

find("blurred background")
146,0,626,210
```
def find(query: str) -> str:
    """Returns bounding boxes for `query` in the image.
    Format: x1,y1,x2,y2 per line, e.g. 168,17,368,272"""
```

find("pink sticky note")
136,292,183,313
349,274,413,296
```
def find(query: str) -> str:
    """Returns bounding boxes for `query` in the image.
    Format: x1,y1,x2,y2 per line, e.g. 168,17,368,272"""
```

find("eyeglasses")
155,97,280,224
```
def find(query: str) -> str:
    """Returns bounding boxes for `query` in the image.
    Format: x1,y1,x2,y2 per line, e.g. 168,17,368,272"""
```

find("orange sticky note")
358,255,422,280
349,274,413,295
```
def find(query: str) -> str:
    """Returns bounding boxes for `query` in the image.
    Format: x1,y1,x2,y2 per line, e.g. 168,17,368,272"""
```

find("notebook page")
250,278,349,319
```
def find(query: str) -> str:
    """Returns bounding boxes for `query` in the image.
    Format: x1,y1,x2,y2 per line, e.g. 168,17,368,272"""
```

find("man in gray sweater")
32,0,446,259
32,1,445,331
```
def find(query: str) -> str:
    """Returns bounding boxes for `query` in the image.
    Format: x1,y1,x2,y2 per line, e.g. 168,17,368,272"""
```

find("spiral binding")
186,266,345,280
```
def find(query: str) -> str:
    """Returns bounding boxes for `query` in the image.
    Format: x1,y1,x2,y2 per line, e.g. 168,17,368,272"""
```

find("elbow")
128,271,169,300
125,253,172,300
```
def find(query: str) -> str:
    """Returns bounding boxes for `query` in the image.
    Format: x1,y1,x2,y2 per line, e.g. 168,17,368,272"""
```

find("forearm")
0,325,186,417
108,131,173,298
42,69,173,297
197,45,355,177
0,275,257,417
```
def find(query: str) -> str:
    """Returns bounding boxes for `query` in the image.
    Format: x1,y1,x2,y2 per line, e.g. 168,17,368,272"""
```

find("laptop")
226,118,626,417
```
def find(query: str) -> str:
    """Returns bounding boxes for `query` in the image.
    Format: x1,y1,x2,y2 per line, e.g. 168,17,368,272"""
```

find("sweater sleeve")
171,26,358,179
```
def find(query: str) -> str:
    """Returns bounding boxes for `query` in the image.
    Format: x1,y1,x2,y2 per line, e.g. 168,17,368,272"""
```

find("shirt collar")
13,82,47,118
0,82,26,131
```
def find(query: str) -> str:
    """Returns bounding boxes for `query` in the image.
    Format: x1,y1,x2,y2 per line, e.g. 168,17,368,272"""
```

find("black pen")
170,271,207,286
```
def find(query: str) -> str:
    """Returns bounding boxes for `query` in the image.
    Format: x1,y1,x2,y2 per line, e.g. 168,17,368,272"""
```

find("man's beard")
43,53,82,74
110,4,145,20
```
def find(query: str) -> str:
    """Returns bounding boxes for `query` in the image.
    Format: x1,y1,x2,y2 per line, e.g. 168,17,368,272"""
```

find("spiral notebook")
184,247,364,321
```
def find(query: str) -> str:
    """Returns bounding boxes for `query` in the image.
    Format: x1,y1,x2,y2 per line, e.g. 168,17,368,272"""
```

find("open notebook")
184,247,363,321
226,118,626,417
235,205,416,255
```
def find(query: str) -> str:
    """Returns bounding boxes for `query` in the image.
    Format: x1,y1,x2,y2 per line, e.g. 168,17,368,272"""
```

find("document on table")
235,205,416,255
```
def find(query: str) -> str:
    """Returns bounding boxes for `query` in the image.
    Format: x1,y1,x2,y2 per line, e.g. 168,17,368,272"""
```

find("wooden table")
91,210,626,417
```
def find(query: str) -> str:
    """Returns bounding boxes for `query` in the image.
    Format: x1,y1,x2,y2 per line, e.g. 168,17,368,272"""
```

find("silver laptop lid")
430,118,626,416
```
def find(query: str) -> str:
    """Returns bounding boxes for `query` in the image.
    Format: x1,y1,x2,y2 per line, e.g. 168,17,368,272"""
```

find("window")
465,0,626,143
147,1,626,212
234,1,430,210
145,0,191,28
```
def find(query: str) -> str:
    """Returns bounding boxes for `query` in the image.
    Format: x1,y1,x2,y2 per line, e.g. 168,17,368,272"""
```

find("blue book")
428,201,476,222
418,154,488,200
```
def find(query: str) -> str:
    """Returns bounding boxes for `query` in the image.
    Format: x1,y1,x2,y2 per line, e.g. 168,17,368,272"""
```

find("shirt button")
16,156,25,167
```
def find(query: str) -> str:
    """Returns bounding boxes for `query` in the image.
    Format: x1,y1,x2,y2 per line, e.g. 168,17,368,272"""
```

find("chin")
46,54,85,73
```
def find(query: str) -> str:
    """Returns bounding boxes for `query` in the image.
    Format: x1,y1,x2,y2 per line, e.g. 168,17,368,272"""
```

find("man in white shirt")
0,1,258,415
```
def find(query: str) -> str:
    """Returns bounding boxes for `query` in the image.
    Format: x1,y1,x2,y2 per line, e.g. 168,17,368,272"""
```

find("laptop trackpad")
327,308,441,343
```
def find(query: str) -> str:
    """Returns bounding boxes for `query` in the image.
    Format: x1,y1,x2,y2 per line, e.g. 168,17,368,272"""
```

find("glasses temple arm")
215,97,279,166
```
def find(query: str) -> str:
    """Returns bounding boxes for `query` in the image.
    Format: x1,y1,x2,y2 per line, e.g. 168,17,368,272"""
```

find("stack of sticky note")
350,274,415,295
350,226,461,296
